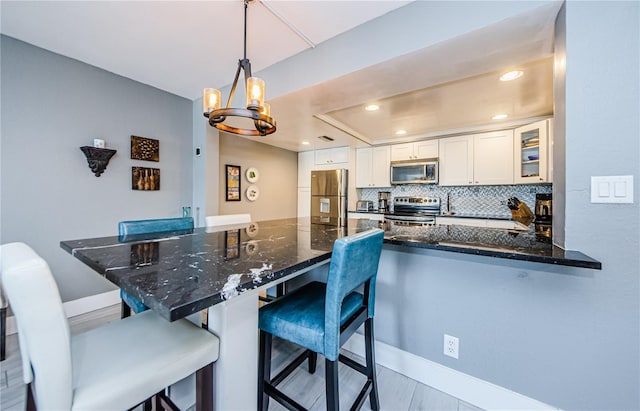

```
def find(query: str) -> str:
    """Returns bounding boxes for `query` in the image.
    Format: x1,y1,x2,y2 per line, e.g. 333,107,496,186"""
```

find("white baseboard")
343,334,560,411
5,289,120,335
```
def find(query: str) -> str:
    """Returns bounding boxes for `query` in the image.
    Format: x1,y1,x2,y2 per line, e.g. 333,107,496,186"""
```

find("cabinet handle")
475,181,478,184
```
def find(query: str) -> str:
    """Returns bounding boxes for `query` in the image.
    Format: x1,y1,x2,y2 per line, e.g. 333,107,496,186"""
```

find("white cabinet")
514,119,551,184
473,130,514,185
297,151,315,188
439,136,474,186
348,212,384,222
436,217,528,231
439,131,514,186
356,146,391,188
390,140,438,161
314,147,349,166
297,187,310,217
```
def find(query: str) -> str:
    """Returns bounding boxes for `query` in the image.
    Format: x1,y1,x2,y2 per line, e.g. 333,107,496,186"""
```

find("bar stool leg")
0,303,6,361
325,358,339,410
365,318,380,411
308,352,318,374
121,301,132,318
258,330,272,411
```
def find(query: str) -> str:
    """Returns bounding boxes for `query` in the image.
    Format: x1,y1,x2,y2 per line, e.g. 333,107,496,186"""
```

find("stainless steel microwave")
390,159,438,184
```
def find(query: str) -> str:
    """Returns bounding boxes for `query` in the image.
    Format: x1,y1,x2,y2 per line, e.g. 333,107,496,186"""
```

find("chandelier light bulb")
203,88,221,114
246,77,265,110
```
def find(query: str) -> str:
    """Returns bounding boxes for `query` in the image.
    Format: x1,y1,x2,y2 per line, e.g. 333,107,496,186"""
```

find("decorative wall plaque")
80,146,116,177
131,135,159,162
132,167,160,191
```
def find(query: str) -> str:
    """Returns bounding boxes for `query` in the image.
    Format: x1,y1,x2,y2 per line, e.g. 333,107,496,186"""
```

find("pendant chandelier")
202,0,276,137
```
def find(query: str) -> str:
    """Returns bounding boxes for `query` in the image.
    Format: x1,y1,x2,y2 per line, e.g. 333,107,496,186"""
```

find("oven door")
384,214,436,227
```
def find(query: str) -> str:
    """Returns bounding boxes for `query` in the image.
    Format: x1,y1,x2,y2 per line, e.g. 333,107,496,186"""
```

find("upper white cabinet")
356,146,391,188
390,140,438,161
297,151,315,188
439,130,514,186
314,147,349,166
514,119,552,184
473,130,514,185
439,136,474,186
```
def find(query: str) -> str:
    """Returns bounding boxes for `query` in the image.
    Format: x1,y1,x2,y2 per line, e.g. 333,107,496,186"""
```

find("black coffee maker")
535,193,552,223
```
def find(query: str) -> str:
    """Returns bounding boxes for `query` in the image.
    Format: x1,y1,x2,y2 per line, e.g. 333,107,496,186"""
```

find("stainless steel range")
385,196,441,226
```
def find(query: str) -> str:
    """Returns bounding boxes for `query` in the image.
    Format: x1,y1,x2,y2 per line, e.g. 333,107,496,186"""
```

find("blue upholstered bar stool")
258,228,385,411
117,217,194,318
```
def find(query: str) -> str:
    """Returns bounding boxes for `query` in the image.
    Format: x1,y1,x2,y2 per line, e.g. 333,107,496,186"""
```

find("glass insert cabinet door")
514,119,551,184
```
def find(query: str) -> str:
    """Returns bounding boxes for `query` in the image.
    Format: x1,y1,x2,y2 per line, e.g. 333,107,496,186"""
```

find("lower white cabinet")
348,212,384,222
356,146,391,188
436,217,527,230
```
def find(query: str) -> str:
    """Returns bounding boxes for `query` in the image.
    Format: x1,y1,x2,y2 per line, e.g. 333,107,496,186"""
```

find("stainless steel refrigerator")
310,169,348,227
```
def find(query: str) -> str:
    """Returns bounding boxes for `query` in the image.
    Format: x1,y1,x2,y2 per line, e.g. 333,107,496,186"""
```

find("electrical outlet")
444,334,459,359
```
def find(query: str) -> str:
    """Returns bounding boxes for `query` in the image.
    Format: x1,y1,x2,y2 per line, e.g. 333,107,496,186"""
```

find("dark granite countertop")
350,210,514,220
372,220,601,269
61,219,355,321
61,217,600,321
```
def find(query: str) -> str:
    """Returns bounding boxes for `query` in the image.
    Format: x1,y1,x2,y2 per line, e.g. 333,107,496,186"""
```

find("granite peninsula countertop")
61,217,600,321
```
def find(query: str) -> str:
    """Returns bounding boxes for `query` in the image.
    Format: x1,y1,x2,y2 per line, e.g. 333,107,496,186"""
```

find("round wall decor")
246,167,259,183
246,185,260,201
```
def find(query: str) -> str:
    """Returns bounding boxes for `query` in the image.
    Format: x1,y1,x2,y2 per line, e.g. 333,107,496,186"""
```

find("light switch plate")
591,175,634,203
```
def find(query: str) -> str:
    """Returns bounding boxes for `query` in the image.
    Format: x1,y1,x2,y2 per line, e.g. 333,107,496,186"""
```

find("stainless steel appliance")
356,200,374,212
378,191,391,212
311,169,348,226
384,196,440,226
535,193,552,223
390,159,438,185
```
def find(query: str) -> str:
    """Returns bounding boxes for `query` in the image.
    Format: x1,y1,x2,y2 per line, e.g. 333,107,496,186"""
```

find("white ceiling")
1,0,410,100
1,1,560,153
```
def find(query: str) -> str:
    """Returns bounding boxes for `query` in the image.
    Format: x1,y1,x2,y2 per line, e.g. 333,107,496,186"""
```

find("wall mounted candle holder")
80,146,117,177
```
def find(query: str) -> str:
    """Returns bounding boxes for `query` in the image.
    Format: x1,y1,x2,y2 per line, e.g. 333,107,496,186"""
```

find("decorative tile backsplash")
358,184,552,217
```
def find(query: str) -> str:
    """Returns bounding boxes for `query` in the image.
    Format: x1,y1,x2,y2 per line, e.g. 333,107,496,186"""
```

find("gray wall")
369,2,639,410
250,1,639,409
218,134,297,221
1,36,194,301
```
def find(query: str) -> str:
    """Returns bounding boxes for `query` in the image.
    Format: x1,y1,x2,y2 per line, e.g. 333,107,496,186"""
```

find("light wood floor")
0,305,483,411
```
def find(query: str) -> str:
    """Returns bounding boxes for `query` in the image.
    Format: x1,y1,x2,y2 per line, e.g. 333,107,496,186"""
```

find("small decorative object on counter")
506,197,534,226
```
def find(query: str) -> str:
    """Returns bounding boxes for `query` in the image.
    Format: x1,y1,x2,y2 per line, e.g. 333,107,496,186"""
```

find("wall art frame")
224,230,241,259
225,164,241,201
131,135,159,162
132,167,160,191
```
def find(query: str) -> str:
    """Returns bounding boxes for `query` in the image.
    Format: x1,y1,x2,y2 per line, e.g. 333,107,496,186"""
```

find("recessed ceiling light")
395,130,407,135
492,114,508,120
301,141,310,145
499,70,523,81
365,104,380,111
